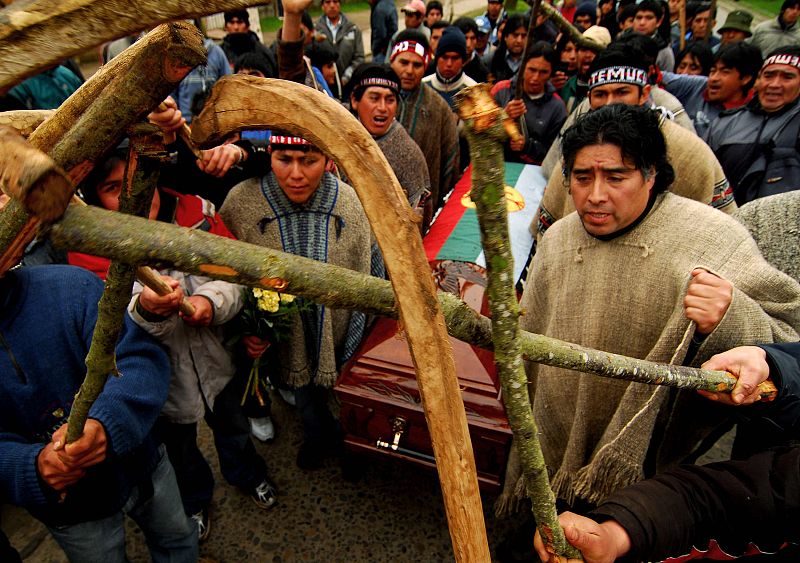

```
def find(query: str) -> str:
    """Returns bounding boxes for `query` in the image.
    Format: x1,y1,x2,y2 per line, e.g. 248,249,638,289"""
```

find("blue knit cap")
436,26,468,60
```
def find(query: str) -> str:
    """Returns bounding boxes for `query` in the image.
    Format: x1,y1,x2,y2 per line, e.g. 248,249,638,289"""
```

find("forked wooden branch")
0,21,206,275
0,0,271,94
537,1,605,51
191,75,491,563
456,85,581,561
65,126,163,443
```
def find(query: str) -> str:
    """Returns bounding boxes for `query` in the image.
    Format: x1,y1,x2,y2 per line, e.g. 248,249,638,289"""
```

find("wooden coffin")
335,260,513,492
335,163,545,492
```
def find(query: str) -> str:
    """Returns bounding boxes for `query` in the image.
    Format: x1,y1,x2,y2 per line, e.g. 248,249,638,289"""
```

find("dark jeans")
295,383,341,445
47,446,197,563
155,378,268,515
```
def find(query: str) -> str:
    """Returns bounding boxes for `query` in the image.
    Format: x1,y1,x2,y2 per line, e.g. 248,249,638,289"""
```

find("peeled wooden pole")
679,0,687,51
0,109,52,138
456,85,580,561
192,75,490,562
0,21,206,275
0,125,72,222
0,0,270,94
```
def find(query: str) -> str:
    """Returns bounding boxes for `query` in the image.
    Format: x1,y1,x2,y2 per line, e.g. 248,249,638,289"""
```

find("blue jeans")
46,446,197,563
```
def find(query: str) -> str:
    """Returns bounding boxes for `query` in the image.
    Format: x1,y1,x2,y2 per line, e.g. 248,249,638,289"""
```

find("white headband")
589,66,649,90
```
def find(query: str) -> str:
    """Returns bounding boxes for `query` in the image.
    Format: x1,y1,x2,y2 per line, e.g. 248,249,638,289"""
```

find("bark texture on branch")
48,206,777,400
0,109,52,137
0,22,206,275
0,0,270,94
0,126,72,222
456,85,580,561
65,128,163,443
538,1,605,51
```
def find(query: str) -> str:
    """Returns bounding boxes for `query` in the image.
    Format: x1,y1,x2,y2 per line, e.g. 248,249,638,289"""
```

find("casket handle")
376,416,436,463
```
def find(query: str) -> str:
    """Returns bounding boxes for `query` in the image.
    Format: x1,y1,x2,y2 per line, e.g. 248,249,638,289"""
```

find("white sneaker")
249,416,275,442
278,388,296,406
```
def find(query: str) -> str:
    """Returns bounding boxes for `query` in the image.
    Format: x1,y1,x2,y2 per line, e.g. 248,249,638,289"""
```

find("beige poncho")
502,193,800,510
533,115,736,240
220,173,372,388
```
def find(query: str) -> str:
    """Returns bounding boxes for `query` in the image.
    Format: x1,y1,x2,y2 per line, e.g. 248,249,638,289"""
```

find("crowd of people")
3,0,800,561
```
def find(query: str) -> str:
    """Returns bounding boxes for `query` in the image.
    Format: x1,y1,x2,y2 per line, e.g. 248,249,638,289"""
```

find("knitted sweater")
374,120,431,208
735,191,800,284
398,84,460,209
535,115,735,239
219,172,372,387
502,193,800,509
0,266,170,526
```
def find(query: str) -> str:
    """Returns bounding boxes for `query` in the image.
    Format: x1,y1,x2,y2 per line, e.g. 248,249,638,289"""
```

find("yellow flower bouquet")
239,287,306,407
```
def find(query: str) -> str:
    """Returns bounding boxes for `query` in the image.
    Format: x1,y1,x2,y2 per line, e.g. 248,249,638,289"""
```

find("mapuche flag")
424,162,546,288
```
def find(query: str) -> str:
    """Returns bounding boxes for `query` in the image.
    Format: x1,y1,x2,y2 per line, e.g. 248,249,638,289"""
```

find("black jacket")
591,342,800,561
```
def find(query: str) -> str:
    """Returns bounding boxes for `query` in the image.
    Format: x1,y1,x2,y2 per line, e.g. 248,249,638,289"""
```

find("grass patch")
260,1,373,32
726,0,777,19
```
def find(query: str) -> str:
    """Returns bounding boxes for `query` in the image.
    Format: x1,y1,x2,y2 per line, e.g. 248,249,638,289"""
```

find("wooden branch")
136,266,196,317
515,0,542,100
679,0,686,51
65,126,162,443
0,126,72,222
456,85,580,561
538,1,605,51
0,22,206,275
189,75,491,562
0,109,52,137
0,0,271,94
49,206,778,402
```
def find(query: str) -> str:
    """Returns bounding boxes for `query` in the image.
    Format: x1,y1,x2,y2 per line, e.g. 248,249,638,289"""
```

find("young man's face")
560,41,578,70
487,0,503,20
570,143,655,236
676,53,704,75
351,86,398,136
96,161,160,220
756,63,800,112
270,148,327,204
784,4,800,26
464,30,477,56
577,47,597,77
426,8,443,26
633,10,661,35
225,17,249,34
322,0,341,21
404,10,424,29
668,0,680,21
523,56,552,96
720,29,748,46
437,51,465,79
391,51,427,90
620,15,635,31
430,27,445,54
706,61,749,103
691,9,713,39
475,31,489,51
321,61,337,86
574,14,593,31
505,25,527,57
589,82,650,108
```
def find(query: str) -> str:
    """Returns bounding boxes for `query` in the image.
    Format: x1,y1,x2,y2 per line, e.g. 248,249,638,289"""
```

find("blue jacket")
370,0,397,63
171,39,231,123
7,66,82,110
0,266,171,526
